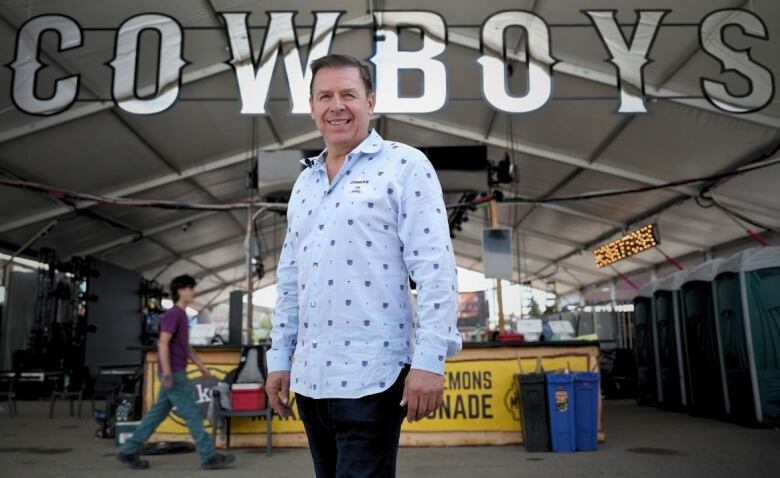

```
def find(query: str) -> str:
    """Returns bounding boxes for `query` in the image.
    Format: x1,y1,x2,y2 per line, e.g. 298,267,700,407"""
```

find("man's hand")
162,373,173,391
266,371,292,418
199,367,212,378
400,368,444,423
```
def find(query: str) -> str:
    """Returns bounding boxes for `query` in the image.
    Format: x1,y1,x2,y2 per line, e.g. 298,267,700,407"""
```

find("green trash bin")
715,247,780,426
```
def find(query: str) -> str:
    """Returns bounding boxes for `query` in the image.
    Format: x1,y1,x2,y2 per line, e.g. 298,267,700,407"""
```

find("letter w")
222,12,343,114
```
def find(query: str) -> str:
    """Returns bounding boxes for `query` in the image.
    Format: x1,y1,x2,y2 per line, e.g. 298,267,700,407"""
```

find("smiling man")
266,54,462,478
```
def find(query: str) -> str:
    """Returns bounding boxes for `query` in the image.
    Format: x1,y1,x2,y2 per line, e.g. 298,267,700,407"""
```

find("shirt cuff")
266,348,293,373
411,345,448,375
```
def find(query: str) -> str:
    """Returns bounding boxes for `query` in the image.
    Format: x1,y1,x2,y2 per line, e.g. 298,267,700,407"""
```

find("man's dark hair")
170,274,196,303
309,54,373,96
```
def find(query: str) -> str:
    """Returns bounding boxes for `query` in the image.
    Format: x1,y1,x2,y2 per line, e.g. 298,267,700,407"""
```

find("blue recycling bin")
574,372,599,451
546,373,576,452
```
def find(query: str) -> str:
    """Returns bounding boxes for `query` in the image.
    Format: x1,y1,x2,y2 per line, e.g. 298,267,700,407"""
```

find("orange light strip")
593,223,660,268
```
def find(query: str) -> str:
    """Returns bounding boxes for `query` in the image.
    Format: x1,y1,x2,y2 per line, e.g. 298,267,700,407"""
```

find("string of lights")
594,224,660,268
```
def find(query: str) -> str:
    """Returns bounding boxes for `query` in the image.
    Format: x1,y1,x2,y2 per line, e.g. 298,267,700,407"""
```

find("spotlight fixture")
487,152,515,187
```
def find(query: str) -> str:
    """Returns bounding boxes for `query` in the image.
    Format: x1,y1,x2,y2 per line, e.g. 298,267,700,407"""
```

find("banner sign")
8,9,774,117
457,291,487,329
152,356,589,435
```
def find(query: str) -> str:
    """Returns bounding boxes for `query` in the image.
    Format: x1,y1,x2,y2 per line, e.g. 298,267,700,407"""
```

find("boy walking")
117,274,234,470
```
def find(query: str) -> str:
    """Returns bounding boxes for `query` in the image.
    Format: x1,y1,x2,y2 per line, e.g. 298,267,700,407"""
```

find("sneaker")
201,453,236,470
117,452,149,470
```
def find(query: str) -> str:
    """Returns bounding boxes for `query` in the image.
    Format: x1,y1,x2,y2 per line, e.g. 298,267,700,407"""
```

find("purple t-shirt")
158,305,189,374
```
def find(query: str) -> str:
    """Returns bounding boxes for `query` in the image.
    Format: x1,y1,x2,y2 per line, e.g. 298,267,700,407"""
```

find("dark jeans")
296,366,410,478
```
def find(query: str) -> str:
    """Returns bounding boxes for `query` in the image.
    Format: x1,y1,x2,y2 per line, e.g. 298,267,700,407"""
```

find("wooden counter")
144,342,603,447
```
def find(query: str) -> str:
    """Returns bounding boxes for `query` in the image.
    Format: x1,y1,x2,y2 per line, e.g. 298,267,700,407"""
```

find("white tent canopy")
0,0,778,309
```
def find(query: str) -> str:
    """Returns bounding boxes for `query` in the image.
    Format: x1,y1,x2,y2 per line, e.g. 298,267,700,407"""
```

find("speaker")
228,290,243,345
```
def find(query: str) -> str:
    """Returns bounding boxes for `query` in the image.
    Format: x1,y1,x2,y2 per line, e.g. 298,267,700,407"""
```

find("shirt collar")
298,129,384,169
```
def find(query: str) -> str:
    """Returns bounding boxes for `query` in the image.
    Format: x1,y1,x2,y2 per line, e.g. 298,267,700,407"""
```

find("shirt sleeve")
397,153,463,375
266,209,300,373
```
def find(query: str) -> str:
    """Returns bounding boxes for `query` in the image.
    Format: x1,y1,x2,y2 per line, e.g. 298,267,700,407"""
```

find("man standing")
266,54,462,478
118,274,234,470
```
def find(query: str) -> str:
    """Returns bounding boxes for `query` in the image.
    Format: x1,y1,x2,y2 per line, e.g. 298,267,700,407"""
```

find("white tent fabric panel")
597,103,780,182
685,257,726,283
550,170,679,223
0,0,777,308
2,215,131,258
98,237,175,270
0,112,168,191
718,246,780,274
521,206,616,244
653,269,689,292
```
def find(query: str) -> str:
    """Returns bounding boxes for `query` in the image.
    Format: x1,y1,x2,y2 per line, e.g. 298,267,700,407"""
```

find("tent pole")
739,271,763,423
246,205,254,344
710,282,731,415
489,199,505,332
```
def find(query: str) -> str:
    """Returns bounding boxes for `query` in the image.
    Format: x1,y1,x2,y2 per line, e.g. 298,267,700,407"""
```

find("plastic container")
497,333,524,344
516,319,543,342
573,372,599,451
231,383,267,411
545,373,576,452
517,373,550,452
115,420,140,446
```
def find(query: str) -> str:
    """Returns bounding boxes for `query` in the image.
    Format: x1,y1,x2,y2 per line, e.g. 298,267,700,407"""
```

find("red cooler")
231,383,267,411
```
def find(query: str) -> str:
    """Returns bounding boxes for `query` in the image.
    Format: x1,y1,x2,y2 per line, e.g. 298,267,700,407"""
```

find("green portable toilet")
714,247,780,426
680,259,728,419
634,283,659,405
652,271,689,411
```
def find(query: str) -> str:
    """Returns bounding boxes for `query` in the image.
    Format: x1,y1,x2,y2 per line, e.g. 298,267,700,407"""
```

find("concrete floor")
1,399,778,478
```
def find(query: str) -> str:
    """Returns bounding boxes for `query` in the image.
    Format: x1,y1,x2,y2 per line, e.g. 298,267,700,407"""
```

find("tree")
528,297,542,318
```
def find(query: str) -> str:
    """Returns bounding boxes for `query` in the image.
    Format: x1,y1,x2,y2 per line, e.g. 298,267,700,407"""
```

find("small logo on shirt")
348,180,368,195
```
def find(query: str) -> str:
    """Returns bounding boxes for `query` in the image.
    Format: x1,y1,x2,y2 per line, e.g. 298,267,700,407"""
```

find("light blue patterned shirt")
267,129,462,399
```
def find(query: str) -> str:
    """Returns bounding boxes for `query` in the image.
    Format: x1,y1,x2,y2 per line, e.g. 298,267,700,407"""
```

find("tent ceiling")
1,0,778,308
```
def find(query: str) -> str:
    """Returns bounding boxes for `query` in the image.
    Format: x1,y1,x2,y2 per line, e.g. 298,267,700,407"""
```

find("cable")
712,196,780,235
502,153,780,205
0,177,287,212
2,147,777,215
446,149,780,209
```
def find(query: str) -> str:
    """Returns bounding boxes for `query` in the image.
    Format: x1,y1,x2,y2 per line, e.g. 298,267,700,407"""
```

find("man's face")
309,66,375,152
178,286,196,303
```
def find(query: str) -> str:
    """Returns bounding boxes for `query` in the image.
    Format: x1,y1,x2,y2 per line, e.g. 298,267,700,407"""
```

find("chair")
49,373,84,419
91,365,141,415
210,388,273,454
0,372,19,417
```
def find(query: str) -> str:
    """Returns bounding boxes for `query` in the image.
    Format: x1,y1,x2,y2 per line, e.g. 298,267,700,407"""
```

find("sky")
249,265,553,323
0,251,554,325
